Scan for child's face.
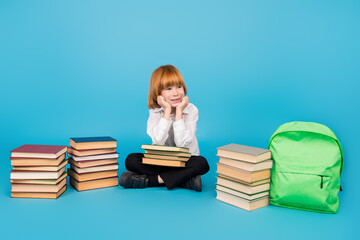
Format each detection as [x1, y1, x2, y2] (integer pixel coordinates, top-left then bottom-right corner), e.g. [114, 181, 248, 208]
[161, 85, 185, 107]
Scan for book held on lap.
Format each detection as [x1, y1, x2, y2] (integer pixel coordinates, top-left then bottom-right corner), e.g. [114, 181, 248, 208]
[141, 144, 189, 153]
[142, 158, 186, 167]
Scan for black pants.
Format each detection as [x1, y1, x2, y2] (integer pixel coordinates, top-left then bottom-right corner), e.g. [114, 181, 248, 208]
[125, 153, 210, 189]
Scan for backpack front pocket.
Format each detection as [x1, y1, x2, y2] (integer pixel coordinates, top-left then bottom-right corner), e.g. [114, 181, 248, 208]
[270, 171, 336, 212]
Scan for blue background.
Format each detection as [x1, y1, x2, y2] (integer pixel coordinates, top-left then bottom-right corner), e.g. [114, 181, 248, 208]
[0, 0, 359, 239]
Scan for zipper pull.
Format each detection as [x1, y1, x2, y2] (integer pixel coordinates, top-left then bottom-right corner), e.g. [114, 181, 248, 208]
[320, 176, 323, 189]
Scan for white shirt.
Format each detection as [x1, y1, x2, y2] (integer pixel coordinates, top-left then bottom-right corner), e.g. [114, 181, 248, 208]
[146, 103, 200, 156]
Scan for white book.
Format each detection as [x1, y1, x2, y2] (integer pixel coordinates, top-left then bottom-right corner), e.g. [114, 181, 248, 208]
[10, 167, 66, 180]
[216, 176, 270, 195]
[68, 153, 119, 161]
[216, 184, 269, 200]
[216, 190, 269, 211]
[71, 164, 118, 174]
[218, 157, 273, 172]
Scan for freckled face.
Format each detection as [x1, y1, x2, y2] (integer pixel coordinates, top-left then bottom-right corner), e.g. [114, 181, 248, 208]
[161, 86, 185, 107]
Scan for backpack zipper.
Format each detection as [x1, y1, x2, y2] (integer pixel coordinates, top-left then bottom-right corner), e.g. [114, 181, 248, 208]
[320, 175, 323, 189]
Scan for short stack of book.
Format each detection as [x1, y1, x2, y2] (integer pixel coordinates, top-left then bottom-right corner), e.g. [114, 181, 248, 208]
[215, 143, 273, 211]
[10, 145, 68, 199]
[67, 137, 119, 191]
[141, 144, 191, 167]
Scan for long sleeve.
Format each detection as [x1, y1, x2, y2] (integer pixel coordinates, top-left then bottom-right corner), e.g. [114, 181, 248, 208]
[173, 106, 198, 148]
[147, 110, 172, 145]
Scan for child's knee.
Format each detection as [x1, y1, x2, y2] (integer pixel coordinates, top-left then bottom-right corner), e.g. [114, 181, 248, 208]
[191, 156, 210, 175]
[125, 153, 143, 171]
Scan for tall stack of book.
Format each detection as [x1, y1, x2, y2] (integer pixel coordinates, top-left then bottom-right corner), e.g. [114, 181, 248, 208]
[215, 143, 273, 211]
[67, 137, 119, 191]
[10, 145, 68, 199]
[141, 144, 190, 167]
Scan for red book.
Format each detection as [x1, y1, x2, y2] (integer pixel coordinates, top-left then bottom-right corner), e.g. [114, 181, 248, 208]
[10, 145, 67, 159]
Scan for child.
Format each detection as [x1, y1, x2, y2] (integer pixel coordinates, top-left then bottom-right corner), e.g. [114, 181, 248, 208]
[119, 65, 209, 191]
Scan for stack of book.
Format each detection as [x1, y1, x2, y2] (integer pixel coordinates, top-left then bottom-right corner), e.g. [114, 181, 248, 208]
[10, 145, 68, 199]
[215, 143, 273, 211]
[67, 137, 119, 191]
[141, 144, 191, 167]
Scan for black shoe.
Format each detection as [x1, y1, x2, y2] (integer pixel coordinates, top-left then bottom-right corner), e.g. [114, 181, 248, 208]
[119, 171, 149, 188]
[181, 175, 202, 192]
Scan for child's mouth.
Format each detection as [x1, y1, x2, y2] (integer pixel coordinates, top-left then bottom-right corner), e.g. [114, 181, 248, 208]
[171, 98, 181, 103]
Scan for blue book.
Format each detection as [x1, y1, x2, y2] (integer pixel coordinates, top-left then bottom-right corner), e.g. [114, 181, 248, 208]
[70, 136, 117, 150]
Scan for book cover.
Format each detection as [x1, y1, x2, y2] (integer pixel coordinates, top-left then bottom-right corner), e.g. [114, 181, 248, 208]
[70, 136, 117, 143]
[68, 168, 118, 182]
[70, 177, 118, 191]
[10, 145, 67, 159]
[216, 163, 270, 183]
[71, 164, 119, 174]
[217, 143, 271, 163]
[141, 144, 189, 153]
[68, 153, 119, 161]
[11, 185, 67, 199]
[142, 158, 186, 167]
[216, 190, 269, 211]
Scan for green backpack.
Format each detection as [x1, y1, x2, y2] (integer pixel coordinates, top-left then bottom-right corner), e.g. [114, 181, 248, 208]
[268, 121, 343, 213]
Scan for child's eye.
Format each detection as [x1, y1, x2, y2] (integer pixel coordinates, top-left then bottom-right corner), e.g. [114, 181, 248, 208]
[177, 86, 182, 88]
[167, 87, 172, 90]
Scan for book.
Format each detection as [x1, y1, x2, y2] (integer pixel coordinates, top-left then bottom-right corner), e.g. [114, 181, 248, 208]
[142, 158, 186, 167]
[218, 174, 270, 187]
[10, 167, 66, 180]
[10, 154, 66, 166]
[144, 150, 191, 157]
[11, 178, 67, 193]
[144, 153, 190, 161]
[11, 185, 67, 199]
[10, 145, 67, 159]
[70, 177, 118, 191]
[68, 153, 119, 161]
[217, 143, 271, 163]
[141, 144, 189, 153]
[70, 137, 117, 150]
[67, 147, 116, 157]
[68, 168, 118, 182]
[218, 157, 273, 172]
[216, 175, 270, 195]
[71, 164, 118, 174]
[68, 158, 118, 168]
[216, 163, 270, 183]
[12, 160, 68, 172]
[216, 184, 269, 200]
[216, 190, 269, 211]
[10, 172, 68, 185]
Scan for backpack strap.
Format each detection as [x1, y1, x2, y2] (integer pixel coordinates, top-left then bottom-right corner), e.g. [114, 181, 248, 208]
[268, 121, 344, 175]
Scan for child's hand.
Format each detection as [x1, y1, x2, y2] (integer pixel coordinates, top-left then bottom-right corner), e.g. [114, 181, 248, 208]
[157, 95, 171, 112]
[176, 96, 189, 112]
